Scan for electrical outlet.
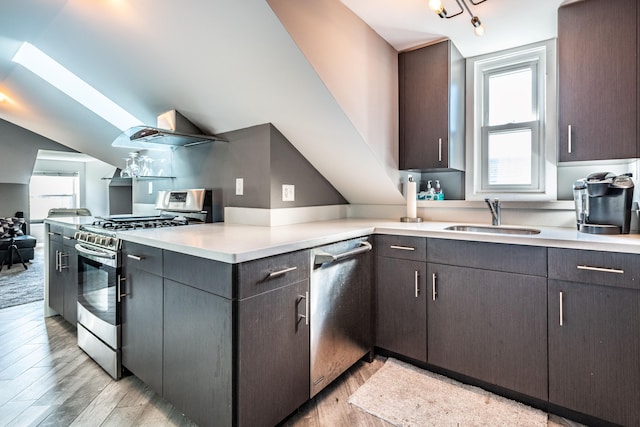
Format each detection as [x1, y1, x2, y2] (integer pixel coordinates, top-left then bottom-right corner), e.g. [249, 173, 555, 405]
[282, 184, 295, 201]
[235, 178, 243, 196]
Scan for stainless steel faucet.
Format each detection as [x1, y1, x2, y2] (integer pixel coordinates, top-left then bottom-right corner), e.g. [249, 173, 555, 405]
[484, 198, 501, 226]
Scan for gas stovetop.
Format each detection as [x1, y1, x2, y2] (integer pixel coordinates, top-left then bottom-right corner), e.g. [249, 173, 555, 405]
[90, 215, 189, 230]
[76, 215, 194, 251]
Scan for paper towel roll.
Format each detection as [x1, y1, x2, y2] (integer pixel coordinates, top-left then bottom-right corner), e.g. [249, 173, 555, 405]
[406, 176, 417, 218]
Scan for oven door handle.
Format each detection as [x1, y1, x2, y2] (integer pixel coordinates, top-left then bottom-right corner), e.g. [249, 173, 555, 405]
[75, 243, 116, 260]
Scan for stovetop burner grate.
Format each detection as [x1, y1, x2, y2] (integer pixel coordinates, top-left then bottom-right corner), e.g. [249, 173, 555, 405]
[91, 216, 189, 230]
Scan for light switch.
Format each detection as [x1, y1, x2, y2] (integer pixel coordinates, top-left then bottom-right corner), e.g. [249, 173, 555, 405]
[235, 178, 243, 196]
[282, 184, 295, 201]
[148, 181, 153, 195]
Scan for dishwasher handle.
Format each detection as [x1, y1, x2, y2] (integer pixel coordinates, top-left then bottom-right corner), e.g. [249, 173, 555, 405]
[314, 241, 372, 266]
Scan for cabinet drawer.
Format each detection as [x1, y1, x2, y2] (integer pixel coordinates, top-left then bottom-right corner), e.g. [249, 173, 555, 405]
[427, 238, 547, 276]
[375, 235, 426, 261]
[122, 241, 163, 275]
[164, 251, 233, 298]
[548, 248, 640, 289]
[237, 250, 310, 299]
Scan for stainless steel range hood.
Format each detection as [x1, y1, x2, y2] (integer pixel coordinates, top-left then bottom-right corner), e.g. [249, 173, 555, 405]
[112, 110, 226, 151]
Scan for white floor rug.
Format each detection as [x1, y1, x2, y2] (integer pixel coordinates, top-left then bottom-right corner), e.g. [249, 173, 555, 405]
[348, 358, 548, 427]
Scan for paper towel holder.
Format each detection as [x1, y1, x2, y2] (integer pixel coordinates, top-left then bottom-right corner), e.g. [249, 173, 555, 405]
[401, 174, 423, 222]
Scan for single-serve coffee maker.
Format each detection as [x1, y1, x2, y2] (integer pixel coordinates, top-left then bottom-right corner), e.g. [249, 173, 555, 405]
[573, 172, 634, 234]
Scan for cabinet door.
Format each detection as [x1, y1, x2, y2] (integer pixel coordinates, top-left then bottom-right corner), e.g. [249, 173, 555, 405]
[237, 280, 310, 427]
[62, 245, 78, 326]
[121, 267, 163, 396]
[163, 279, 233, 427]
[399, 41, 449, 170]
[558, 0, 637, 161]
[376, 256, 427, 362]
[548, 280, 640, 426]
[427, 264, 547, 400]
[48, 241, 64, 316]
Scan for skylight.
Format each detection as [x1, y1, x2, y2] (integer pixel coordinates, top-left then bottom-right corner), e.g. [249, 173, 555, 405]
[12, 42, 142, 131]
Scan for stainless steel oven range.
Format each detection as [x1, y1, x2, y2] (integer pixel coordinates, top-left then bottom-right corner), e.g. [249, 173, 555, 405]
[74, 188, 220, 379]
[75, 227, 123, 379]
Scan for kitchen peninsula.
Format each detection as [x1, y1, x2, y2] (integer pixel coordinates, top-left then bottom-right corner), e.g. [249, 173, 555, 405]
[45, 216, 640, 427]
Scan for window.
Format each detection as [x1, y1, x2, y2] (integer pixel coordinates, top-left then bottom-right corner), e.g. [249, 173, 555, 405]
[29, 172, 80, 221]
[466, 40, 557, 200]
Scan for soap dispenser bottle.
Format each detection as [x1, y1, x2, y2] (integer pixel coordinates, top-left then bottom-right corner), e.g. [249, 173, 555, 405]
[434, 180, 444, 200]
[426, 180, 434, 200]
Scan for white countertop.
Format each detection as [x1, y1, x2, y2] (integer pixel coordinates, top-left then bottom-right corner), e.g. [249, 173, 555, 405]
[106, 218, 640, 263]
[45, 216, 96, 228]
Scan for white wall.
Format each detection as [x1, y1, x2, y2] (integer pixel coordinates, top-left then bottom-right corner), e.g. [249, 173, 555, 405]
[267, 0, 404, 204]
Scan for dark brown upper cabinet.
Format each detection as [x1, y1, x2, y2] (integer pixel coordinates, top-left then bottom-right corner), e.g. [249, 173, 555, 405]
[558, 0, 637, 162]
[399, 40, 465, 171]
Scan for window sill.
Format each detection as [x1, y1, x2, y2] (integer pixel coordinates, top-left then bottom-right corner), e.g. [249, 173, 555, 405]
[416, 200, 574, 211]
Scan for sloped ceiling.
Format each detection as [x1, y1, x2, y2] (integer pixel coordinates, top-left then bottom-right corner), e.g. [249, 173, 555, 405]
[0, 0, 564, 205]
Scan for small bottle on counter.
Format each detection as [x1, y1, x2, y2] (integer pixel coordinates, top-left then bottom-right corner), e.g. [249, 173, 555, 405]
[434, 180, 444, 200]
[426, 180, 434, 200]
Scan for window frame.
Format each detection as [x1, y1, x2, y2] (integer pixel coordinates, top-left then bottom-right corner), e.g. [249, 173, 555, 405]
[481, 121, 540, 190]
[465, 39, 557, 201]
[29, 172, 80, 221]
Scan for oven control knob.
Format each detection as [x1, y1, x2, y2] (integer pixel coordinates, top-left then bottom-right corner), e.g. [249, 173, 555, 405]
[86, 234, 96, 243]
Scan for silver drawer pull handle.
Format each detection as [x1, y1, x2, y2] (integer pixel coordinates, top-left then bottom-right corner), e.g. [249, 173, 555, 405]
[567, 124, 572, 154]
[62, 235, 73, 240]
[432, 273, 437, 301]
[414, 271, 420, 298]
[268, 266, 297, 278]
[390, 245, 415, 251]
[127, 254, 143, 261]
[298, 292, 309, 326]
[117, 276, 127, 303]
[559, 291, 564, 326]
[577, 265, 624, 274]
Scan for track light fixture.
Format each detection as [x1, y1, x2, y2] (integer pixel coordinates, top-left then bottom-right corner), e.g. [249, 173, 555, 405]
[428, 0, 487, 36]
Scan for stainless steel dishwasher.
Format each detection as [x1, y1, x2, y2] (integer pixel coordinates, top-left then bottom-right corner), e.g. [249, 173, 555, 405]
[310, 236, 373, 397]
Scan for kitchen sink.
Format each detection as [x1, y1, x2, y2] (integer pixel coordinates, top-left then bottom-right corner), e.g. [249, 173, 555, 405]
[444, 225, 541, 235]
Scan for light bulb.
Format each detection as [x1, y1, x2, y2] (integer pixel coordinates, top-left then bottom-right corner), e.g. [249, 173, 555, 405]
[429, 0, 446, 16]
[428, 0, 443, 12]
[471, 16, 485, 36]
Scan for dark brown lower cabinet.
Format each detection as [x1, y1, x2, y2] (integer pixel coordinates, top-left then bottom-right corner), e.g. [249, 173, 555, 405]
[375, 256, 427, 362]
[427, 263, 548, 400]
[121, 267, 163, 396]
[48, 239, 64, 316]
[548, 280, 640, 426]
[48, 231, 78, 326]
[237, 280, 310, 427]
[163, 279, 233, 427]
[61, 243, 78, 326]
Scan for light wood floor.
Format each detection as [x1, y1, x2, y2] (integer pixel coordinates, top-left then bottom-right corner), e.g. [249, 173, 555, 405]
[0, 301, 584, 427]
